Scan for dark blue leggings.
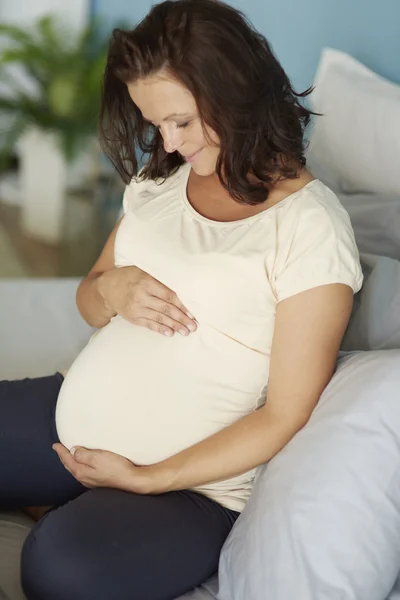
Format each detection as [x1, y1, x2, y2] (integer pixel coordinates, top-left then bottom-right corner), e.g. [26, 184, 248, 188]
[0, 374, 239, 600]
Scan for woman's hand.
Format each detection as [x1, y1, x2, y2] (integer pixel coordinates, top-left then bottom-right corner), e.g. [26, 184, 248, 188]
[97, 265, 197, 337]
[53, 443, 152, 494]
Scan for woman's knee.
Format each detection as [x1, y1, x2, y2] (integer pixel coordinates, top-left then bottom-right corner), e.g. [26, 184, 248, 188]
[21, 508, 97, 600]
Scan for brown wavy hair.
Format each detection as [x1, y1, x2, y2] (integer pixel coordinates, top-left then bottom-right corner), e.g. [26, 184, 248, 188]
[99, 0, 316, 205]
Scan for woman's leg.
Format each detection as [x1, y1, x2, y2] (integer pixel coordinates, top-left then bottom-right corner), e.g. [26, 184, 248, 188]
[0, 374, 86, 508]
[21, 487, 239, 600]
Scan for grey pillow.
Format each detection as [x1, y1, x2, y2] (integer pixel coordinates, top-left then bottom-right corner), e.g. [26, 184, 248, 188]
[0, 510, 34, 600]
[338, 192, 400, 262]
[328, 191, 400, 352]
[218, 350, 400, 600]
[342, 252, 400, 352]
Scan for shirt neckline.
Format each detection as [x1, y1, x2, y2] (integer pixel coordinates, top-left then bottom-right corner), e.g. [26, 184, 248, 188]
[179, 162, 320, 227]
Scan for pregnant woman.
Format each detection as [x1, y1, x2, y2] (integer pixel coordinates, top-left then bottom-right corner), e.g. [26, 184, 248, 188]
[0, 1, 363, 599]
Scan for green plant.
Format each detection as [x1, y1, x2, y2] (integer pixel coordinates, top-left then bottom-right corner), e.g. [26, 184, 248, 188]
[0, 15, 111, 168]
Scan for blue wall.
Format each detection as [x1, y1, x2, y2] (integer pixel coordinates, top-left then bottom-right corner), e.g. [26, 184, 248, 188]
[91, 0, 400, 91]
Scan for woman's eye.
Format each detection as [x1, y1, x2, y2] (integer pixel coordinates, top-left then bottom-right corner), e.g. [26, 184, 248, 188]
[177, 122, 190, 129]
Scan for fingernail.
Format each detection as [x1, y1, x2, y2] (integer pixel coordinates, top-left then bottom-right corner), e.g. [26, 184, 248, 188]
[164, 330, 173, 337]
[187, 323, 195, 332]
[179, 329, 188, 336]
[186, 311, 195, 319]
[70, 447, 76, 456]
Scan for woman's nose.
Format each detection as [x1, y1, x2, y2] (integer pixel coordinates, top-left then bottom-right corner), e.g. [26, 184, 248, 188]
[162, 126, 181, 154]
[163, 136, 178, 154]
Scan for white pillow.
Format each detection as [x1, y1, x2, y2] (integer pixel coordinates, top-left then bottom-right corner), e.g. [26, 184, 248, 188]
[218, 350, 400, 600]
[305, 48, 400, 195]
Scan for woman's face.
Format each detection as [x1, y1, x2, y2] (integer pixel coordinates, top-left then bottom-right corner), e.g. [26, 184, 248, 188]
[127, 72, 220, 176]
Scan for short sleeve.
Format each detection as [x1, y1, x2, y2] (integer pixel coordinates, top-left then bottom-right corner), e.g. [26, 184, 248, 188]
[122, 166, 147, 215]
[122, 183, 132, 215]
[272, 191, 364, 302]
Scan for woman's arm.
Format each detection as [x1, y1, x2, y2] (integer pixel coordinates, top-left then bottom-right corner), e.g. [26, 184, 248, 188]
[75, 217, 196, 334]
[140, 283, 353, 494]
[76, 218, 122, 328]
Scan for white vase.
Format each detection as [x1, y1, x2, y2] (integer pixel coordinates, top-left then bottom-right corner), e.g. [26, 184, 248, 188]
[18, 126, 67, 244]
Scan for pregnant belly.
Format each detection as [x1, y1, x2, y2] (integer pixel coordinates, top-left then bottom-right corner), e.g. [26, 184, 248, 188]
[55, 315, 267, 465]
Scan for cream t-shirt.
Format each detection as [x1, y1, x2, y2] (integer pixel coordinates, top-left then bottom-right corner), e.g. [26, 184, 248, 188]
[55, 162, 363, 512]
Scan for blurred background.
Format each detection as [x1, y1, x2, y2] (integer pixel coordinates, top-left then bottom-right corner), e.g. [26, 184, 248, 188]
[0, 0, 129, 278]
[0, 0, 399, 279]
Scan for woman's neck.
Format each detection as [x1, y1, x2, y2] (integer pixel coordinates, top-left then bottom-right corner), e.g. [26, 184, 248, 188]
[186, 167, 316, 222]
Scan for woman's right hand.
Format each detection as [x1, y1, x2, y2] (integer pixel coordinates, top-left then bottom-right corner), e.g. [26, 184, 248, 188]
[97, 266, 197, 337]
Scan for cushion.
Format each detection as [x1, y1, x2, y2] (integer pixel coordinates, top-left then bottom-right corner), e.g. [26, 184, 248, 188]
[305, 48, 400, 195]
[339, 192, 400, 262]
[0, 510, 34, 600]
[336, 190, 400, 352]
[0, 279, 93, 381]
[341, 253, 400, 352]
[218, 350, 400, 600]
[389, 577, 400, 600]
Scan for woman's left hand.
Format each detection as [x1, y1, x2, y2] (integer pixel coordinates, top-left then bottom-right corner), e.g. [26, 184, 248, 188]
[53, 443, 150, 494]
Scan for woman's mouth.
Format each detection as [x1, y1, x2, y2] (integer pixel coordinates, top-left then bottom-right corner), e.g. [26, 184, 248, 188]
[184, 149, 202, 163]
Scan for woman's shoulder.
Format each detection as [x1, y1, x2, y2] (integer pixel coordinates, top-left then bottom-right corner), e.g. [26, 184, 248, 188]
[277, 178, 353, 233]
[270, 179, 363, 299]
[273, 177, 362, 272]
[122, 163, 186, 215]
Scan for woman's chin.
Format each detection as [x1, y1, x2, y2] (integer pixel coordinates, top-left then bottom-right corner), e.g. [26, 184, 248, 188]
[190, 161, 217, 177]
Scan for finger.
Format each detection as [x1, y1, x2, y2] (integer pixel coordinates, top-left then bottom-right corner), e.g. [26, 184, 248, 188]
[53, 442, 68, 453]
[147, 297, 197, 333]
[71, 446, 96, 468]
[53, 443, 72, 463]
[55, 452, 70, 472]
[143, 308, 193, 336]
[55, 452, 91, 484]
[147, 281, 195, 319]
[134, 317, 175, 337]
[53, 444, 79, 476]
